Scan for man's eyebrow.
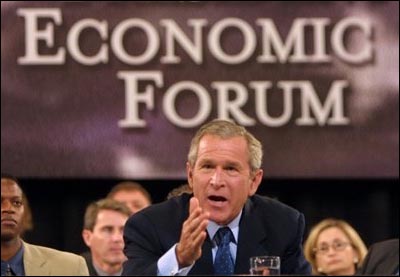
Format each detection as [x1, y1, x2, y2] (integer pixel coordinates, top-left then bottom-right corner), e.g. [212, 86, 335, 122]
[225, 161, 243, 169]
[100, 225, 115, 230]
[225, 161, 240, 166]
[197, 158, 214, 164]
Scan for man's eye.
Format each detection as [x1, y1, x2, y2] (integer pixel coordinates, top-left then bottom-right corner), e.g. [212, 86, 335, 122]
[102, 227, 113, 233]
[226, 166, 240, 174]
[13, 201, 23, 207]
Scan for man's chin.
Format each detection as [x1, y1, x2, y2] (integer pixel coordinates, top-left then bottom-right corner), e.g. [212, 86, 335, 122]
[106, 253, 126, 265]
[1, 232, 17, 242]
[105, 256, 125, 265]
[208, 213, 230, 226]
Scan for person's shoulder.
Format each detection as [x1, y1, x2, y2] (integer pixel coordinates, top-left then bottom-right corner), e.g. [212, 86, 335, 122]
[142, 193, 191, 215]
[127, 193, 191, 226]
[375, 238, 399, 247]
[251, 194, 301, 214]
[80, 250, 92, 263]
[370, 238, 399, 252]
[24, 242, 85, 263]
[359, 238, 399, 275]
[246, 195, 304, 225]
[245, 195, 305, 243]
[23, 242, 89, 275]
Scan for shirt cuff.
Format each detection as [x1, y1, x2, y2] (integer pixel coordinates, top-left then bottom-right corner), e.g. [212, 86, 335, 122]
[157, 243, 194, 276]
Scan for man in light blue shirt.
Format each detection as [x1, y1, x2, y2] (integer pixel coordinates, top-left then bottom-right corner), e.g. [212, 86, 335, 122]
[122, 120, 311, 275]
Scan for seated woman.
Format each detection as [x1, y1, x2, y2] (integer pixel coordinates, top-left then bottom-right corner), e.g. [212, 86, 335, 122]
[304, 218, 368, 275]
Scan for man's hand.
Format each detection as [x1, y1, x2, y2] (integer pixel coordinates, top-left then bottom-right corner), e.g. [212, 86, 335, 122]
[176, 197, 209, 268]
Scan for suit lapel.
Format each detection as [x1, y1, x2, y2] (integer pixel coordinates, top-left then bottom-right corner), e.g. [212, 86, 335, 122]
[23, 242, 50, 276]
[234, 199, 269, 274]
[189, 235, 214, 275]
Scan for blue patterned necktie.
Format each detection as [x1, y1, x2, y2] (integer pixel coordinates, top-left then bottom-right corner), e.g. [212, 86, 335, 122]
[6, 264, 14, 276]
[213, 227, 235, 275]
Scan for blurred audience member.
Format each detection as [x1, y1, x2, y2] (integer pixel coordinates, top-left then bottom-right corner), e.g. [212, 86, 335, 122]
[357, 238, 399, 275]
[82, 199, 131, 276]
[107, 182, 151, 214]
[304, 218, 367, 275]
[1, 175, 89, 276]
[166, 184, 192, 200]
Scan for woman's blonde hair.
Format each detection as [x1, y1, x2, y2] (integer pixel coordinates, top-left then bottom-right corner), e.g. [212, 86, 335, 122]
[303, 218, 368, 275]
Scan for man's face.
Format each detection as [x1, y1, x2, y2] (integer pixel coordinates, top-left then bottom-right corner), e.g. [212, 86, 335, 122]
[82, 210, 129, 268]
[111, 190, 150, 214]
[187, 135, 263, 225]
[1, 178, 25, 242]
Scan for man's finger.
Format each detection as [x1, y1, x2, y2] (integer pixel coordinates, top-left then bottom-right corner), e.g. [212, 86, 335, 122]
[189, 197, 199, 214]
[190, 218, 209, 242]
[191, 229, 208, 250]
[186, 212, 209, 234]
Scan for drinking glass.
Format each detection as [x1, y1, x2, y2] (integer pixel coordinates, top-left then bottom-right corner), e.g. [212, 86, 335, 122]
[249, 256, 280, 275]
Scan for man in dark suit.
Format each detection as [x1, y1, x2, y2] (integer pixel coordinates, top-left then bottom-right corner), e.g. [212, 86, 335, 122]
[81, 199, 131, 276]
[122, 120, 311, 275]
[358, 239, 399, 275]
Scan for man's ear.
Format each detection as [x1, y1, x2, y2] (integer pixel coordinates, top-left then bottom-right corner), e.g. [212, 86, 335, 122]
[82, 229, 93, 247]
[186, 162, 194, 189]
[248, 169, 263, 196]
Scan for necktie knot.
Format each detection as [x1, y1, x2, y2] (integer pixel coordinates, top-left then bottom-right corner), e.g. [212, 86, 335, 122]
[214, 227, 234, 247]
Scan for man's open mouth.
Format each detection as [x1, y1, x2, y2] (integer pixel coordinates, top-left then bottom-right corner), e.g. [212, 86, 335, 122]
[208, 195, 227, 202]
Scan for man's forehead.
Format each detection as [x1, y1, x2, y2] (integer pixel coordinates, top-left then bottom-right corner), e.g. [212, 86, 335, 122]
[96, 209, 129, 223]
[1, 178, 23, 196]
[198, 135, 248, 155]
[114, 189, 146, 199]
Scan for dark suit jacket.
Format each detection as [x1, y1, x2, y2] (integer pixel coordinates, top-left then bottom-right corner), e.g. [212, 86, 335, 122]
[122, 194, 311, 275]
[357, 239, 399, 275]
[81, 251, 98, 276]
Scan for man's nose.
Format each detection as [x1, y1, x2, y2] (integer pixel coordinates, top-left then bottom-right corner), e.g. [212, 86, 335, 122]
[210, 168, 224, 187]
[111, 230, 124, 242]
[1, 200, 16, 213]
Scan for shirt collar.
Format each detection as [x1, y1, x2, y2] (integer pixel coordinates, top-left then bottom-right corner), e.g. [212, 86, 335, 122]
[93, 261, 122, 276]
[2, 242, 25, 276]
[207, 209, 242, 245]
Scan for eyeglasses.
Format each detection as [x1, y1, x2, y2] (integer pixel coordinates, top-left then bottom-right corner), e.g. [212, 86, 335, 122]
[313, 241, 352, 255]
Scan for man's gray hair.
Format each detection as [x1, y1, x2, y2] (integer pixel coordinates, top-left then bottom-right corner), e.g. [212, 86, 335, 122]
[187, 120, 263, 172]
